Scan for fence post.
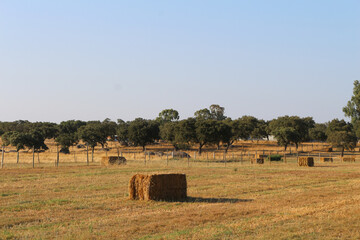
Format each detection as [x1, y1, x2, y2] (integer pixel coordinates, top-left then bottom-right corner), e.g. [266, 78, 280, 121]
[91, 149, 94, 162]
[86, 144, 89, 166]
[213, 151, 215, 160]
[269, 151, 271, 165]
[319, 152, 321, 163]
[194, 151, 196, 160]
[38, 152, 40, 163]
[17, 151, 19, 164]
[296, 152, 299, 164]
[32, 146, 35, 168]
[57, 146, 60, 167]
[166, 153, 169, 165]
[1, 146, 4, 168]
[74, 151, 76, 163]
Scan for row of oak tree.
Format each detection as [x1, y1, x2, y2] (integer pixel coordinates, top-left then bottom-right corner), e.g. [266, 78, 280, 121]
[1, 81, 360, 156]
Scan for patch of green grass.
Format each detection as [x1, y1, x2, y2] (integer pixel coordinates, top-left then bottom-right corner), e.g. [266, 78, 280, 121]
[139, 228, 192, 240]
[1, 230, 16, 240]
[1, 192, 19, 197]
[1, 199, 72, 212]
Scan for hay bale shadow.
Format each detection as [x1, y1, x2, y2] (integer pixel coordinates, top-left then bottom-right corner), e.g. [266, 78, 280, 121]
[182, 197, 253, 203]
[313, 166, 338, 168]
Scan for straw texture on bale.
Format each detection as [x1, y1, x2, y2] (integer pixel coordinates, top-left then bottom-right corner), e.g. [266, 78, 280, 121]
[342, 157, 355, 162]
[320, 157, 333, 163]
[298, 157, 314, 167]
[129, 174, 187, 201]
[101, 156, 127, 166]
[251, 158, 264, 164]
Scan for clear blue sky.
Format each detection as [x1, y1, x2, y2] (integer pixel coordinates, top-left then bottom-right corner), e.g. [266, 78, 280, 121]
[1, 0, 359, 123]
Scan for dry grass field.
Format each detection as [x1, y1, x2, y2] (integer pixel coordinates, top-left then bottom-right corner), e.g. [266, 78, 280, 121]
[2, 141, 360, 239]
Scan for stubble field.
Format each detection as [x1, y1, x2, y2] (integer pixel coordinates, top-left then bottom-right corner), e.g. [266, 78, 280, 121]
[2, 141, 360, 239]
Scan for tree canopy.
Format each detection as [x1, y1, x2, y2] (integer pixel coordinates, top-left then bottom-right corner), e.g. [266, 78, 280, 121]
[326, 119, 357, 156]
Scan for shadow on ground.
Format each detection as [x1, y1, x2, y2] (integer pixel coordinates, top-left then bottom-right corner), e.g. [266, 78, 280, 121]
[313, 166, 338, 168]
[183, 197, 253, 203]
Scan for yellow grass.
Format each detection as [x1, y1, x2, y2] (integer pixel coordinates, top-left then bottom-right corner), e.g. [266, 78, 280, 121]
[2, 140, 360, 239]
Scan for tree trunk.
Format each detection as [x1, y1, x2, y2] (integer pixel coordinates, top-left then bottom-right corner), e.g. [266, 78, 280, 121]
[198, 143, 204, 155]
[217, 143, 220, 150]
[172, 144, 179, 151]
[341, 147, 345, 157]
[284, 144, 287, 151]
[225, 144, 230, 153]
[225, 140, 234, 153]
[142, 145, 146, 151]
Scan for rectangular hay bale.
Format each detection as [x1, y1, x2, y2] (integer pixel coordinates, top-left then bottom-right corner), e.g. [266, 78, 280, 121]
[320, 157, 333, 163]
[129, 174, 187, 201]
[251, 158, 264, 164]
[342, 157, 355, 162]
[101, 156, 127, 166]
[298, 157, 314, 167]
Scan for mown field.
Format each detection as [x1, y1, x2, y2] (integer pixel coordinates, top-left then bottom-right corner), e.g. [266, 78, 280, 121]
[2, 141, 360, 239]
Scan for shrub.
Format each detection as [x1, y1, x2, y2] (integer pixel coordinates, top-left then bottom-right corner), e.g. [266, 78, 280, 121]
[268, 154, 282, 161]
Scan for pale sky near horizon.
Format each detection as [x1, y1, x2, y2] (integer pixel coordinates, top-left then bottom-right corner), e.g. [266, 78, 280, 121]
[0, 1, 359, 123]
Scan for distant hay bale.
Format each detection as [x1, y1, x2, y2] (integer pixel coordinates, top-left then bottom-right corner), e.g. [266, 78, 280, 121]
[251, 158, 264, 164]
[101, 156, 127, 166]
[129, 174, 187, 201]
[298, 157, 314, 167]
[172, 151, 191, 159]
[320, 157, 333, 163]
[342, 157, 355, 162]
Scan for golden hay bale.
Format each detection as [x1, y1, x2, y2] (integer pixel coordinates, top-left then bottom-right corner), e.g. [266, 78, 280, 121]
[298, 157, 314, 167]
[101, 156, 127, 166]
[251, 158, 264, 164]
[320, 157, 333, 163]
[342, 157, 355, 162]
[129, 174, 187, 201]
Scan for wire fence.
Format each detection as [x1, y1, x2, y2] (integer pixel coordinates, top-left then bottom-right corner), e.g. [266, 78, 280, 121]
[1, 146, 359, 169]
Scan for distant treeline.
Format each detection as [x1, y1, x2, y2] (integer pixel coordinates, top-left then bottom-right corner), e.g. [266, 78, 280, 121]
[0, 81, 359, 155]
